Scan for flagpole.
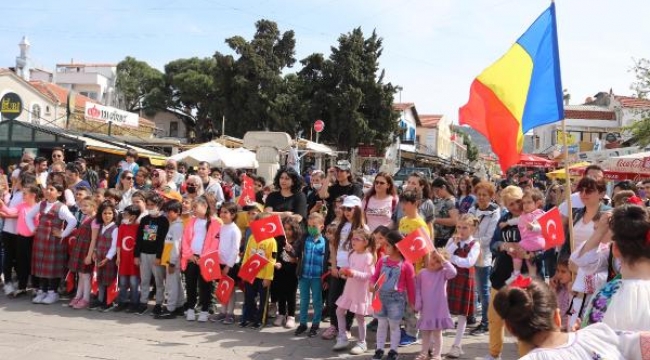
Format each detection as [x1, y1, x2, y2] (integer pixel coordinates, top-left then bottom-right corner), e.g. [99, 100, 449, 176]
[561, 119, 575, 253]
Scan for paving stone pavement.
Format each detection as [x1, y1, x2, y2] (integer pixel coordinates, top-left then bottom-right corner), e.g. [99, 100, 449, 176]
[0, 294, 519, 360]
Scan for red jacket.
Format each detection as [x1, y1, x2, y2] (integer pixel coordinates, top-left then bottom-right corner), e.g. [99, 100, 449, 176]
[181, 216, 221, 271]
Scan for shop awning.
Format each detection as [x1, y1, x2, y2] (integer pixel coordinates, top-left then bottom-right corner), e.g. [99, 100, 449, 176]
[298, 138, 336, 156]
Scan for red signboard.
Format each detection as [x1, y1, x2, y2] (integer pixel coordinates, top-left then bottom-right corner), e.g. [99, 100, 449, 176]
[357, 145, 377, 157]
[314, 119, 325, 133]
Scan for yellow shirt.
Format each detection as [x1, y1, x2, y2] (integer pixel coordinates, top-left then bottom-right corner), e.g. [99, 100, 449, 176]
[235, 211, 249, 234]
[242, 234, 277, 280]
[398, 215, 431, 272]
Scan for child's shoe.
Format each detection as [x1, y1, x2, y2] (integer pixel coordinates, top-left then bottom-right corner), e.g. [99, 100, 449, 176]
[294, 323, 308, 336]
[371, 349, 385, 360]
[284, 316, 296, 328]
[197, 311, 209, 322]
[73, 299, 89, 309]
[273, 314, 285, 327]
[222, 314, 236, 325]
[321, 325, 337, 340]
[42, 291, 60, 305]
[68, 297, 81, 307]
[307, 325, 320, 337]
[186, 309, 196, 321]
[134, 303, 148, 315]
[349, 342, 367, 355]
[386, 349, 400, 360]
[32, 290, 46, 304]
[209, 313, 227, 323]
[446, 345, 463, 359]
[332, 336, 349, 351]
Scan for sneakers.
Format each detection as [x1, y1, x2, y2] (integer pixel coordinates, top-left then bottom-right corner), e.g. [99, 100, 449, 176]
[197, 311, 209, 322]
[73, 299, 89, 310]
[41, 291, 60, 305]
[134, 303, 149, 315]
[250, 322, 262, 330]
[349, 342, 367, 355]
[295, 324, 308, 336]
[4, 283, 15, 295]
[268, 302, 277, 318]
[239, 321, 249, 328]
[100, 303, 114, 312]
[284, 316, 295, 328]
[155, 308, 176, 319]
[68, 297, 82, 307]
[32, 290, 47, 304]
[172, 307, 185, 317]
[209, 313, 227, 323]
[222, 314, 236, 325]
[333, 336, 350, 351]
[321, 325, 338, 340]
[467, 315, 477, 326]
[398, 329, 418, 347]
[89, 299, 103, 310]
[273, 314, 286, 327]
[470, 323, 489, 335]
[386, 349, 400, 360]
[152, 304, 163, 316]
[308, 325, 320, 337]
[372, 349, 385, 360]
[186, 309, 196, 321]
[126, 303, 139, 313]
[113, 303, 129, 312]
[446, 345, 464, 359]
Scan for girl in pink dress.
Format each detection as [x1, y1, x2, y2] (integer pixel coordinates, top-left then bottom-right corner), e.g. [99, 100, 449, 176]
[332, 229, 376, 355]
[505, 189, 545, 283]
[415, 249, 457, 360]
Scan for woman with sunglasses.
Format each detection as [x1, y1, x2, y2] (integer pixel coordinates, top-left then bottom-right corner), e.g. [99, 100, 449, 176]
[362, 172, 398, 233]
[560, 177, 610, 331]
[117, 170, 136, 212]
[134, 167, 152, 191]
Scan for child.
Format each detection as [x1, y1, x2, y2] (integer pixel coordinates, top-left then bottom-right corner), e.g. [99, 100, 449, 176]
[323, 195, 369, 340]
[240, 212, 277, 329]
[332, 229, 375, 354]
[130, 190, 148, 223]
[103, 188, 122, 209]
[445, 214, 480, 358]
[26, 183, 77, 304]
[552, 256, 572, 330]
[505, 189, 545, 283]
[134, 192, 169, 315]
[66, 197, 96, 309]
[414, 249, 457, 360]
[180, 195, 221, 322]
[181, 197, 193, 226]
[72, 186, 92, 225]
[91, 201, 119, 311]
[93, 188, 106, 206]
[156, 200, 185, 319]
[272, 216, 302, 328]
[365, 225, 392, 333]
[215, 202, 241, 325]
[493, 279, 648, 359]
[114, 205, 142, 312]
[295, 212, 327, 337]
[370, 231, 416, 360]
[0, 184, 40, 297]
[397, 189, 431, 346]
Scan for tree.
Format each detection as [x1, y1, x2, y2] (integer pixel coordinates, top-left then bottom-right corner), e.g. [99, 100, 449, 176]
[461, 132, 479, 162]
[623, 58, 650, 146]
[301, 28, 399, 153]
[213, 19, 296, 137]
[115, 56, 164, 112]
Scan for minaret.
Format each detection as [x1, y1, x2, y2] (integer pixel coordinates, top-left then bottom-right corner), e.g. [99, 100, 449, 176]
[15, 36, 31, 80]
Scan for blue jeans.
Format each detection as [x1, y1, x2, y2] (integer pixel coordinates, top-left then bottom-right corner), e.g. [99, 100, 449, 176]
[118, 275, 140, 305]
[475, 266, 491, 327]
[299, 277, 323, 326]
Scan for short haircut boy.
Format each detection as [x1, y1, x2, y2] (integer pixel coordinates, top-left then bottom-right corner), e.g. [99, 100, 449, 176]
[163, 200, 182, 214]
[399, 189, 422, 203]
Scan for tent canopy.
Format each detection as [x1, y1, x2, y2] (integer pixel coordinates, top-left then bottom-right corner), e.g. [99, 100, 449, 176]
[546, 161, 591, 180]
[170, 141, 258, 169]
[517, 154, 557, 168]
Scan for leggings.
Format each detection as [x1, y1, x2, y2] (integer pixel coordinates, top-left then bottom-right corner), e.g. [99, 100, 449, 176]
[328, 274, 354, 331]
[454, 315, 467, 347]
[37, 277, 61, 292]
[74, 272, 91, 302]
[376, 318, 401, 351]
[336, 307, 366, 343]
[274, 264, 298, 316]
[184, 262, 213, 312]
[421, 330, 443, 358]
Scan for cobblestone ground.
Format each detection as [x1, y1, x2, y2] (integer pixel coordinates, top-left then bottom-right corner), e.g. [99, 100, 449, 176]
[0, 292, 519, 360]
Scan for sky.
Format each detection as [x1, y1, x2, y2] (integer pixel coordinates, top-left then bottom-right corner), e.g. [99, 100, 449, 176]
[1, 0, 649, 122]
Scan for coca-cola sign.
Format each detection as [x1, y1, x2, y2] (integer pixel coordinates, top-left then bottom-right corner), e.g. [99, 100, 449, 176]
[84, 103, 138, 127]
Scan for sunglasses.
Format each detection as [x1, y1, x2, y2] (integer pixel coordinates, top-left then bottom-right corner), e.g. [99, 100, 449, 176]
[374, 181, 387, 185]
[152, 173, 159, 177]
[578, 188, 596, 195]
[123, 176, 133, 180]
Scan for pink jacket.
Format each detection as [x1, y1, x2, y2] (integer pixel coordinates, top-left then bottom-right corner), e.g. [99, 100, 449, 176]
[0, 201, 38, 237]
[180, 217, 221, 271]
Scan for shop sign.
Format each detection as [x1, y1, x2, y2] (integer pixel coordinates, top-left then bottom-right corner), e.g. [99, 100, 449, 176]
[0, 92, 23, 120]
[85, 103, 138, 127]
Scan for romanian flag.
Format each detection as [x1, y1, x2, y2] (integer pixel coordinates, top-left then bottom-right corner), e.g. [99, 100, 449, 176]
[459, 3, 564, 172]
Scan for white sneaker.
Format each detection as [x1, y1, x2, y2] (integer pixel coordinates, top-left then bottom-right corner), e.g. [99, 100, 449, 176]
[41, 291, 59, 305]
[349, 342, 367, 355]
[197, 311, 209, 322]
[333, 337, 350, 351]
[186, 309, 196, 321]
[3, 283, 15, 295]
[447, 345, 464, 358]
[32, 290, 47, 304]
[284, 316, 296, 329]
[273, 314, 286, 327]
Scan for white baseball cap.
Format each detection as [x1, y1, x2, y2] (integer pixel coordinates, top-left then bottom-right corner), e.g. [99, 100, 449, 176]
[341, 195, 362, 209]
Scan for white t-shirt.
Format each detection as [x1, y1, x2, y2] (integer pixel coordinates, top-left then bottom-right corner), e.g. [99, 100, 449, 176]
[571, 219, 595, 293]
[191, 218, 208, 255]
[363, 195, 395, 232]
[2, 191, 23, 234]
[219, 222, 242, 267]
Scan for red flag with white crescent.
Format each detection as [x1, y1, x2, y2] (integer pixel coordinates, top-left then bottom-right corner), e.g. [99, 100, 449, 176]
[65, 271, 75, 293]
[199, 251, 222, 282]
[106, 278, 119, 305]
[237, 174, 256, 206]
[538, 207, 565, 250]
[215, 275, 235, 305]
[250, 215, 284, 243]
[396, 227, 434, 264]
[238, 253, 270, 284]
[91, 271, 98, 295]
[371, 272, 387, 312]
[118, 224, 139, 276]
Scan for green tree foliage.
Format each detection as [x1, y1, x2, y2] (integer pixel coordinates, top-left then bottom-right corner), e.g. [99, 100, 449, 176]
[115, 56, 164, 112]
[623, 58, 650, 146]
[461, 132, 479, 162]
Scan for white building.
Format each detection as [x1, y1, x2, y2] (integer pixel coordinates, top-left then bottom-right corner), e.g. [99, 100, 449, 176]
[52, 62, 118, 107]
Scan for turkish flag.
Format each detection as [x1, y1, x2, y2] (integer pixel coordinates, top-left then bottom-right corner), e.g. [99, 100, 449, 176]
[91, 271, 98, 295]
[396, 227, 434, 264]
[238, 174, 256, 206]
[65, 271, 75, 293]
[215, 275, 235, 305]
[238, 253, 270, 284]
[199, 251, 222, 282]
[118, 224, 139, 276]
[538, 207, 565, 250]
[106, 278, 119, 305]
[371, 272, 387, 312]
[250, 215, 284, 243]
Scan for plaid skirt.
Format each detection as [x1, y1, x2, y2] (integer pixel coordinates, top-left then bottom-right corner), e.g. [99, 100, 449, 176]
[32, 233, 68, 279]
[68, 224, 94, 274]
[96, 260, 117, 286]
[447, 266, 475, 316]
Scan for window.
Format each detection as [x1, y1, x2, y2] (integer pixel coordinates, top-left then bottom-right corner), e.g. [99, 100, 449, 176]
[170, 121, 179, 137]
[31, 104, 41, 125]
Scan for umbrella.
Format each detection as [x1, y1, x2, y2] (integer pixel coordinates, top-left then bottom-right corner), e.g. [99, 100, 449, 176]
[517, 154, 557, 168]
[169, 141, 234, 167]
[215, 147, 259, 169]
[546, 162, 591, 180]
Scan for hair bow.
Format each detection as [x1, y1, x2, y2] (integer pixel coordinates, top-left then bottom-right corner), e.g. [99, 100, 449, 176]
[509, 274, 532, 289]
[626, 196, 644, 205]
